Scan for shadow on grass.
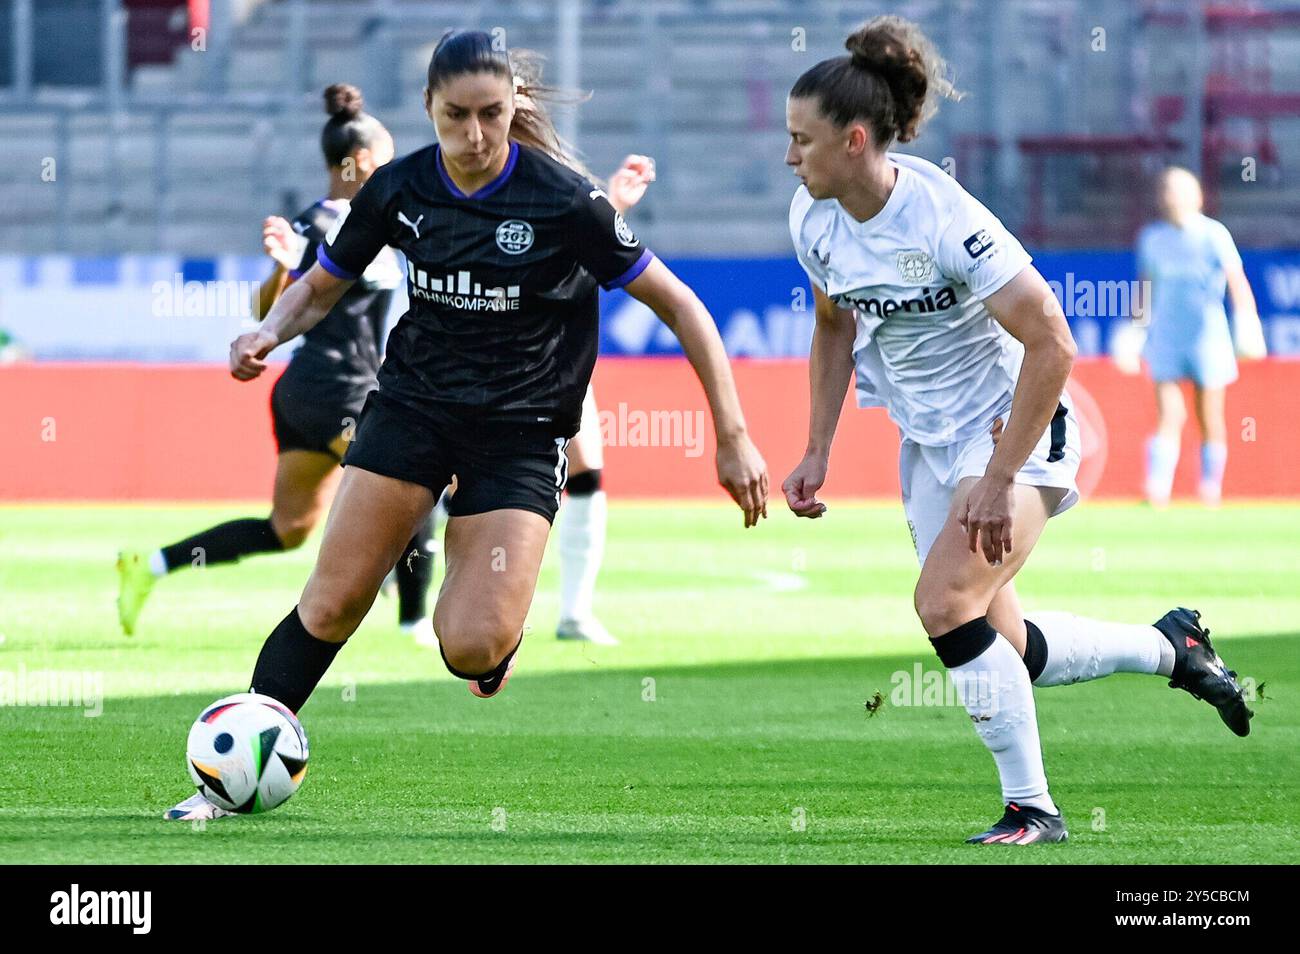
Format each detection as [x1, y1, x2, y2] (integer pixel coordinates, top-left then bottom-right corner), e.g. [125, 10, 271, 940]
[0, 634, 1293, 864]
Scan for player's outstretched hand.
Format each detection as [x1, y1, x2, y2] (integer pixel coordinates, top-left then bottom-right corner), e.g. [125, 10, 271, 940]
[262, 216, 304, 271]
[782, 453, 828, 518]
[717, 433, 768, 528]
[959, 474, 1015, 565]
[229, 329, 279, 381]
[607, 155, 656, 212]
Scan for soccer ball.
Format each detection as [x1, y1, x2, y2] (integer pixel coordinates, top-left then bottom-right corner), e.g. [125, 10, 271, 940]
[186, 693, 309, 814]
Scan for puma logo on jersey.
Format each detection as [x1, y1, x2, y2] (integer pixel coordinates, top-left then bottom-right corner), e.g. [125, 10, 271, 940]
[397, 211, 424, 239]
[838, 285, 958, 319]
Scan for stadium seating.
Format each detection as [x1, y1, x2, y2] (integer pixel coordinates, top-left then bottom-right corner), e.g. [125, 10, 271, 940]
[5, 0, 1300, 254]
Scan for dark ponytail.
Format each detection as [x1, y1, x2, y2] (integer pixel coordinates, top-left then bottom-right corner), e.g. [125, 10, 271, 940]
[320, 83, 384, 167]
[426, 29, 597, 182]
[791, 15, 958, 145]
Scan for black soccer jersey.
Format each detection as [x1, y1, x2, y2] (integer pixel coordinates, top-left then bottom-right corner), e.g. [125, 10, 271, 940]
[285, 198, 403, 392]
[317, 141, 653, 436]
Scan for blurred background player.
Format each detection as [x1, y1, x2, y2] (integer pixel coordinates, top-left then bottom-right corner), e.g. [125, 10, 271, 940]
[116, 84, 438, 642]
[556, 153, 655, 646]
[1135, 166, 1266, 508]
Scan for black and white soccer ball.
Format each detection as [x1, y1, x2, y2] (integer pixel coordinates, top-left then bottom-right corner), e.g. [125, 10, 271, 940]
[186, 693, 309, 814]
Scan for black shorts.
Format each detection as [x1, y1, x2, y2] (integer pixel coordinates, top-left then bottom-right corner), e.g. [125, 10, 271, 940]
[342, 390, 570, 523]
[270, 372, 368, 460]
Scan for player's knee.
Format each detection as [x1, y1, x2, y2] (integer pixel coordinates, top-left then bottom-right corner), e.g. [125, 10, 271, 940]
[1158, 403, 1187, 433]
[270, 514, 315, 550]
[913, 580, 980, 638]
[438, 638, 513, 676]
[299, 590, 369, 643]
[275, 525, 311, 550]
[439, 643, 499, 676]
[433, 615, 517, 674]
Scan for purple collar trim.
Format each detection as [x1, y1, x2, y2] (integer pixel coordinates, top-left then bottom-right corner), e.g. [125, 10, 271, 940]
[435, 142, 519, 200]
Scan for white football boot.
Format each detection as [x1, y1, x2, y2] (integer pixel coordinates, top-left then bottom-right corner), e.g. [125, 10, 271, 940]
[556, 616, 619, 646]
[163, 792, 231, 821]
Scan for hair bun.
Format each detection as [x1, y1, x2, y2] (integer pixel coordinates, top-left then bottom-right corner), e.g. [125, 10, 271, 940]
[323, 83, 364, 121]
[843, 16, 948, 144]
[846, 28, 917, 75]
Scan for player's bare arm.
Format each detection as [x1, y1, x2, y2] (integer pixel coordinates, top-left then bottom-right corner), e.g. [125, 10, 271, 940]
[1225, 263, 1266, 359]
[254, 216, 302, 319]
[784, 285, 855, 518]
[957, 267, 1076, 564]
[230, 264, 355, 381]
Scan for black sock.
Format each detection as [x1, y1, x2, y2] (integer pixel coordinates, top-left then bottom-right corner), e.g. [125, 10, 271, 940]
[250, 606, 343, 712]
[395, 516, 436, 624]
[160, 517, 283, 572]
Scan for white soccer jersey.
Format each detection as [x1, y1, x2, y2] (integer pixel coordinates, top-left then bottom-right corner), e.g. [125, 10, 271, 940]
[789, 153, 1035, 446]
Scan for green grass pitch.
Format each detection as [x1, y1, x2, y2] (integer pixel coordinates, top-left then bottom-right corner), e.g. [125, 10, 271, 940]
[0, 500, 1295, 864]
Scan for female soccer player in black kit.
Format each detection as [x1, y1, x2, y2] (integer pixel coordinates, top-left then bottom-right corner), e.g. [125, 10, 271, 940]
[117, 85, 440, 643]
[166, 32, 767, 819]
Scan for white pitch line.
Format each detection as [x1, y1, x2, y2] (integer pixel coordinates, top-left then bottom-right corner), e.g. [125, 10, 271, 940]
[750, 570, 808, 592]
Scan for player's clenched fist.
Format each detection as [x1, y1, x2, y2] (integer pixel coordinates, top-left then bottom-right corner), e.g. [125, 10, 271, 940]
[783, 453, 828, 518]
[230, 329, 279, 381]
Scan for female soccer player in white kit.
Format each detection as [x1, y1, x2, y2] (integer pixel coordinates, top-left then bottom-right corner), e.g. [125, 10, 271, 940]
[782, 16, 1253, 845]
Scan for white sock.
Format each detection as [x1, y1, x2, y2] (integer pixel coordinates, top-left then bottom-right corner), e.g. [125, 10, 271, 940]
[947, 633, 1057, 813]
[1145, 434, 1180, 503]
[1028, 611, 1172, 686]
[148, 549, 169, 577]
[559, 490, 606, 623]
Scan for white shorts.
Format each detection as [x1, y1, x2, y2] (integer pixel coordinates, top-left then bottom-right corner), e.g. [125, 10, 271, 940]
[899, 398, 1082, 565]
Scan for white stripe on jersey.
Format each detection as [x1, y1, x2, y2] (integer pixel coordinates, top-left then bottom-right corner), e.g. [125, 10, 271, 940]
[790, 153, 1037, 447]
